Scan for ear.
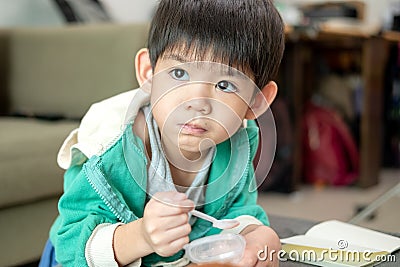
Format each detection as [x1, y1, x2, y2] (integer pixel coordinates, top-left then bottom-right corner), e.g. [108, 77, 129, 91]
[135, 48, 153, 91]
[245, 81, 278, 120]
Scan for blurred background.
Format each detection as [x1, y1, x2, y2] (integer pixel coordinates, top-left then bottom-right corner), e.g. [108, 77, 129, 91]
[0, 0, 399, 266]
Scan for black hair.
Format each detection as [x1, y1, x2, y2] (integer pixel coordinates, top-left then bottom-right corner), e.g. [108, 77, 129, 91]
[147, 0, 285, 89]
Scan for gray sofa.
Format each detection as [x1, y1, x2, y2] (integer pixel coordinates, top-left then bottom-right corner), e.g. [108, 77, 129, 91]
[0, 23, 148, 266]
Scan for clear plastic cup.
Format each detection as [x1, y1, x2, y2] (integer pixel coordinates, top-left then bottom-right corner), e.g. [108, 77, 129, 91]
[184, 233, 246, 264]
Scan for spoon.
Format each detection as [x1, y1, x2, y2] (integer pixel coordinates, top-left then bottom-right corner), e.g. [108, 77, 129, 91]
[190, 210, 240, 230]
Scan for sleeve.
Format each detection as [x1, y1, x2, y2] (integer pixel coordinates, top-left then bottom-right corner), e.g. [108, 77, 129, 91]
[221, 215, 263, 235]
[85, 223, 142, 267]
[51, 163, 120, 267]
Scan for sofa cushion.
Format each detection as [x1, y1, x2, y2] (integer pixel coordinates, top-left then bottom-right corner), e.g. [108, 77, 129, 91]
[7, 23, 148, 119]
[0, 198, 59, 266]
[0, 117, 78, 208]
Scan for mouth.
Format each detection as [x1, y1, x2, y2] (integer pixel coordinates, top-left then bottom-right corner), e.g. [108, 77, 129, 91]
[179, 122, 207, 135]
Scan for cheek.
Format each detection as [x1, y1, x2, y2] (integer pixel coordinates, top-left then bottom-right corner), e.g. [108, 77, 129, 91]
[229, 96, 251, 117]
[151, 98, 183, 139]
[214, 118, 241, 141]
[151, 91, 180, 120]
[212, 97, 249, 134]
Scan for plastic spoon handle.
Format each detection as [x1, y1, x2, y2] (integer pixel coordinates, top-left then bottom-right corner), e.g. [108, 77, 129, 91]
[190, 210, 217, 223]
[190, 210, 239, 229]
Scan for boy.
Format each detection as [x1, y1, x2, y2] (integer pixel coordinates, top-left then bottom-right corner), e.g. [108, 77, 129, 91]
[41, 0, 285, 266]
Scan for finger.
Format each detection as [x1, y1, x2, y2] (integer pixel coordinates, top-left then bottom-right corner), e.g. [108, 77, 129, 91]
[149, 223, 191, 251]
[143, 212, 189, 233]
[151, 192, 194, 211]
[257, 259, 275, 267]
[168, 235, 190, 252]
[157, 213, 190, 230]
[255, 252, 276, 267]
[254, 258, 266, 267]
[149, 201, 193, 218]
[164, 223, 192, 241]
[155, 234, 190, 257]
[152, 191, 187, 205]
[238, 249, 258, 267]
[163, 199, 194, 215]
[147, 195, 194, 215]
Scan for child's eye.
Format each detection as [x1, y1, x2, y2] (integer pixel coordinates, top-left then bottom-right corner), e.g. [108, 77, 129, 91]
[169, 68, 189, 81]
[215, 80, 237, 93]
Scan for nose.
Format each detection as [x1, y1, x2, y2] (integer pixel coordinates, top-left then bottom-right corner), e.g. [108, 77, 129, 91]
[185, 97, 212, 115]
[184, 83, 213, 115]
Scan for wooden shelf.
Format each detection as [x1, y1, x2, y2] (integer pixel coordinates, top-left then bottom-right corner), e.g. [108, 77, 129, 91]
[282, 31, 390, 188]
[383, 31, 400, 42]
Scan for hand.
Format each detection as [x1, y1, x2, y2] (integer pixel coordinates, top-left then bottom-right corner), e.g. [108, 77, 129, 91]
[141, 191, 194, 257]
[237, 225, 281, 267]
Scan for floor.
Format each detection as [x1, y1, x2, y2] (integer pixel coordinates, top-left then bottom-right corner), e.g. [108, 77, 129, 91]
[257, 168, 400, 233]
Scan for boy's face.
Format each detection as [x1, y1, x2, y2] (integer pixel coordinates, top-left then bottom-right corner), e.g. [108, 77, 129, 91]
[149, 52, 257, 159]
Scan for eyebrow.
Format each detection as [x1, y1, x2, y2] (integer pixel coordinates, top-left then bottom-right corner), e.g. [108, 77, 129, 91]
[162, 54, 188, 63]
[162, 53, 251, 81]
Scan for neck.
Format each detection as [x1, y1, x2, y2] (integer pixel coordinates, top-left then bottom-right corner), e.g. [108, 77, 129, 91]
[162, 137, 211, 187]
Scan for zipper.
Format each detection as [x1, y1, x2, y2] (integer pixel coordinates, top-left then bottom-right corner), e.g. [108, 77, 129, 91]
[83, 156, 136, 223]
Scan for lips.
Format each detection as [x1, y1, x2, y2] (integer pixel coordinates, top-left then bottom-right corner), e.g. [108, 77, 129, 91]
[180, 122, 207, 135]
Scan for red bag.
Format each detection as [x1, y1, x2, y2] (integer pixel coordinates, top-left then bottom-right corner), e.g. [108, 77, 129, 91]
[302, 102, 359, 186]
